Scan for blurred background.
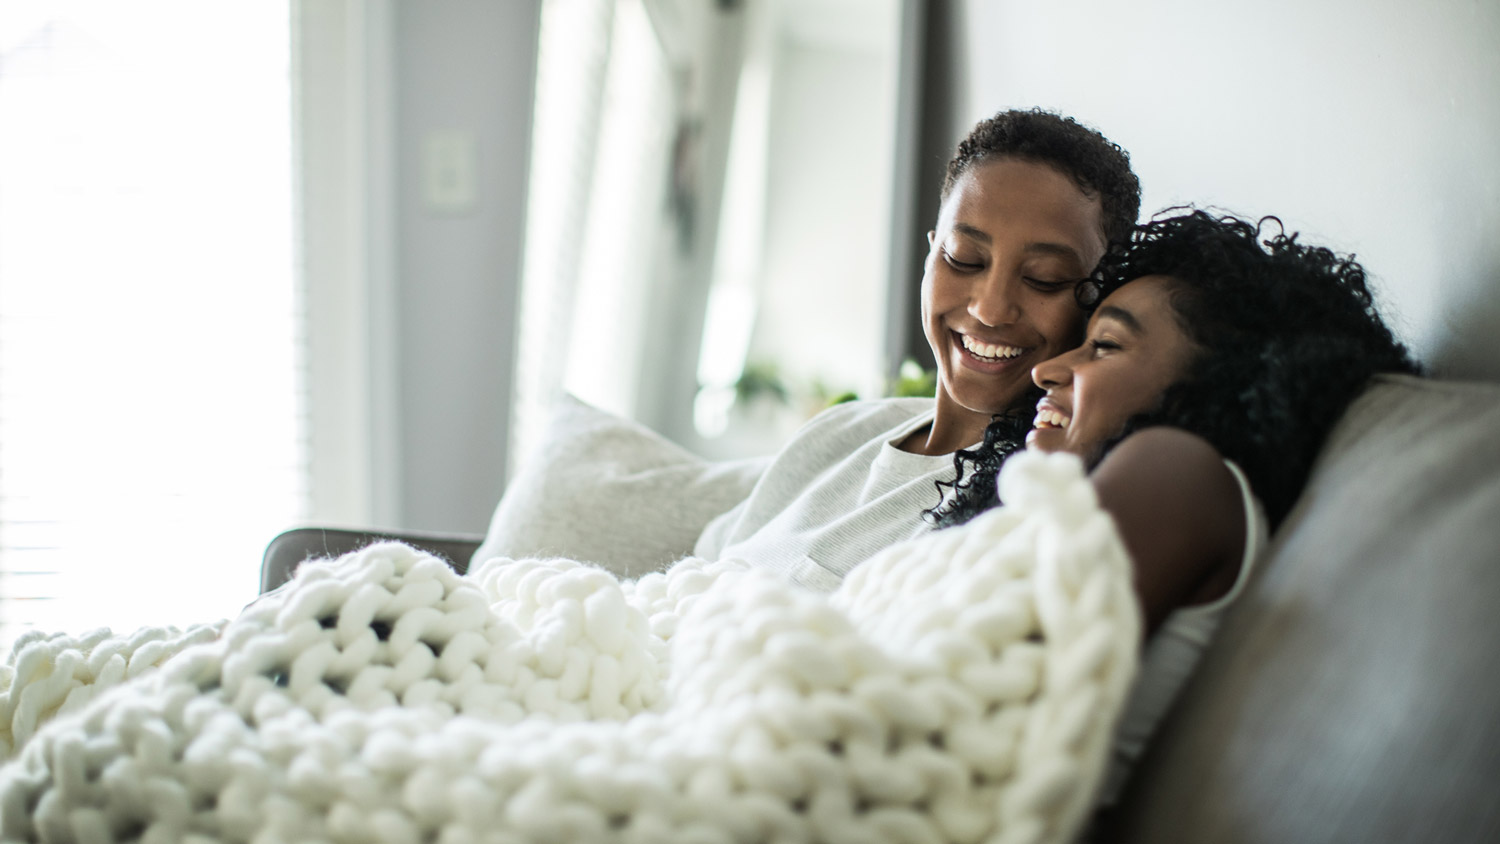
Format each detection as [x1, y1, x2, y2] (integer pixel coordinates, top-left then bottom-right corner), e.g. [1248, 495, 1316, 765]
[0, 0, 1495, 642]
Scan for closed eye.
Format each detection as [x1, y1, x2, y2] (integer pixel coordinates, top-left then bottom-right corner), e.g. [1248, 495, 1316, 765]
[1089, 338, 1121, 356]
[942, 249, 983, 271]
[1025, 277, 1075, 293]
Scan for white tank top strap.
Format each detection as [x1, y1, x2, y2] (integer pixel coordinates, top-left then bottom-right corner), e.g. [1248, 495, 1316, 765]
[1176, 458, 1267, 616]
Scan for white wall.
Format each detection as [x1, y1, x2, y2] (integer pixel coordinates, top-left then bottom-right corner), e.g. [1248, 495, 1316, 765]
[931, 0, 1500, 380]
[390, 0, 540, 531]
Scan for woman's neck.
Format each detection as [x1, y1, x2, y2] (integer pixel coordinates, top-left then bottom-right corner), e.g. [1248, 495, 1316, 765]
[897, 406, 990, 456]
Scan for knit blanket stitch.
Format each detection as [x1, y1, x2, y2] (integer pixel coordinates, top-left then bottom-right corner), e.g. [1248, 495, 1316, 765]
[0, 451, 1140, 844]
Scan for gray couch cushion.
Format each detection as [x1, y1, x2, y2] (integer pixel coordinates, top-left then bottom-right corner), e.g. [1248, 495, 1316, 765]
[1103, 374, 1500, 842]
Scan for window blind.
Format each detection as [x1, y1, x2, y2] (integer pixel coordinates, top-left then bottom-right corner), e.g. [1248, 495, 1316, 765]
[0, 1, 305, 649]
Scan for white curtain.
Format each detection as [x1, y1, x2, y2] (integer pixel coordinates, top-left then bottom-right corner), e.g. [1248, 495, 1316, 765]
[510, 0, 687, 470]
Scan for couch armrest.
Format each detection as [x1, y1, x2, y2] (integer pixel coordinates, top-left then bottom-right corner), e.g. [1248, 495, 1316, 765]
[261, 527, 485, 594]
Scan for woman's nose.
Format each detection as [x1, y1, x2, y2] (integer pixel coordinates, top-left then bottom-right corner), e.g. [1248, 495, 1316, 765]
[968, 271, 1021, 326]
[1032, 351, 1073, 389]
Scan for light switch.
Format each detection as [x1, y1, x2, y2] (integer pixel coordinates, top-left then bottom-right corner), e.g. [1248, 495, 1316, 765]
[422, 130, 478, 213]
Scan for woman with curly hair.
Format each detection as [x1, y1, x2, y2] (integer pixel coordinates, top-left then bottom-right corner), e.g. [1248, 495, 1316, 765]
[930, 208, 1419, 804]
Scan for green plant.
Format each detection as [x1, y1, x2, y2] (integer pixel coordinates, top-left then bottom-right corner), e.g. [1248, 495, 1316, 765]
[891, 358, 937, 398]
[734, 360, 790, 405]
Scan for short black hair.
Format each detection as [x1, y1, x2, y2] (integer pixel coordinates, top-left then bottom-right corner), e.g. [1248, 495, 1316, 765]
[944, 108, 1141, 246]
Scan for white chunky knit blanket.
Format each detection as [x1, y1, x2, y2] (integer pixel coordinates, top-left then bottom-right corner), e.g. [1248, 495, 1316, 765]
[0, 452, 1140, 844]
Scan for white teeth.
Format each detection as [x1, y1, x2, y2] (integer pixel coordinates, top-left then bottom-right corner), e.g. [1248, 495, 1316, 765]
[960, 334, 1023, 360]
[1033, 409, 1070, 429]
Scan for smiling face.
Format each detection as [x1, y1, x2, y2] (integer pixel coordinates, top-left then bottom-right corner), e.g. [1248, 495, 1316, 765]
[919, 157, 1108, 454]
[1026, 275, 1202, 461]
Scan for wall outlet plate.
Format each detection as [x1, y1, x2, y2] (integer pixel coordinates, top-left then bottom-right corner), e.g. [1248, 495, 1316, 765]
[422, 129, 478, 213]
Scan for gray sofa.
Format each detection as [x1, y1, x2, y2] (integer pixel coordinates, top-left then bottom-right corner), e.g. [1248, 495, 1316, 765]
[1098, 373, 1500, 842]
[263, 374, 1500, 842]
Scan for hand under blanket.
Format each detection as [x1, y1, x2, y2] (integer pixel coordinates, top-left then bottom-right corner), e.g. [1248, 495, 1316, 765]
[0, 451, 1140, 844]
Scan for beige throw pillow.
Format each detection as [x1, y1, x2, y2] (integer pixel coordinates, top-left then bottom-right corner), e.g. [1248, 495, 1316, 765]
[471, 395, 769, 578]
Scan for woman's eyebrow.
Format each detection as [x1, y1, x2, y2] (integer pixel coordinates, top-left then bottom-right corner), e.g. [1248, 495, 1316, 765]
[1094, 304, 1144, 334]
[951, 222, 991, 244]
[1023, 241, 1085, 263]
[950, 222, 1084, 264]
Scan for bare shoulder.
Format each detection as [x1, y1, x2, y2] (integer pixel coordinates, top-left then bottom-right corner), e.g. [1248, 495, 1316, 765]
[1092, 427, 1231, 493]
[1089, 427, 1246, 634]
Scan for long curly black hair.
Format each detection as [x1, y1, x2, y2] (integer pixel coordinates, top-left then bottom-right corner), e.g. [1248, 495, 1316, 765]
[944, 108, 1142, 246]
[926, 209, 1420, 530]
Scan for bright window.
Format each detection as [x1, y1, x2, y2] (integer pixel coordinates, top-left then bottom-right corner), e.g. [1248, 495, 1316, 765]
[0, 1, 304, 647]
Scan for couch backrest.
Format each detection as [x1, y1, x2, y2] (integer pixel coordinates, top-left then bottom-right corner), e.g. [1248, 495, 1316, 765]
[1102, 374, 1500, 843]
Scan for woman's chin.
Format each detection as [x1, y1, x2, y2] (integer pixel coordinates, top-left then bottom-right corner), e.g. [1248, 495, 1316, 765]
[1026, 426, 1065, 451]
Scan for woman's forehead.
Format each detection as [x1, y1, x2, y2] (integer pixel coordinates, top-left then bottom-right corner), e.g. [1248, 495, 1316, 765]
[940, 158, 1107, 264]
[1091, 275, 1181, 329]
